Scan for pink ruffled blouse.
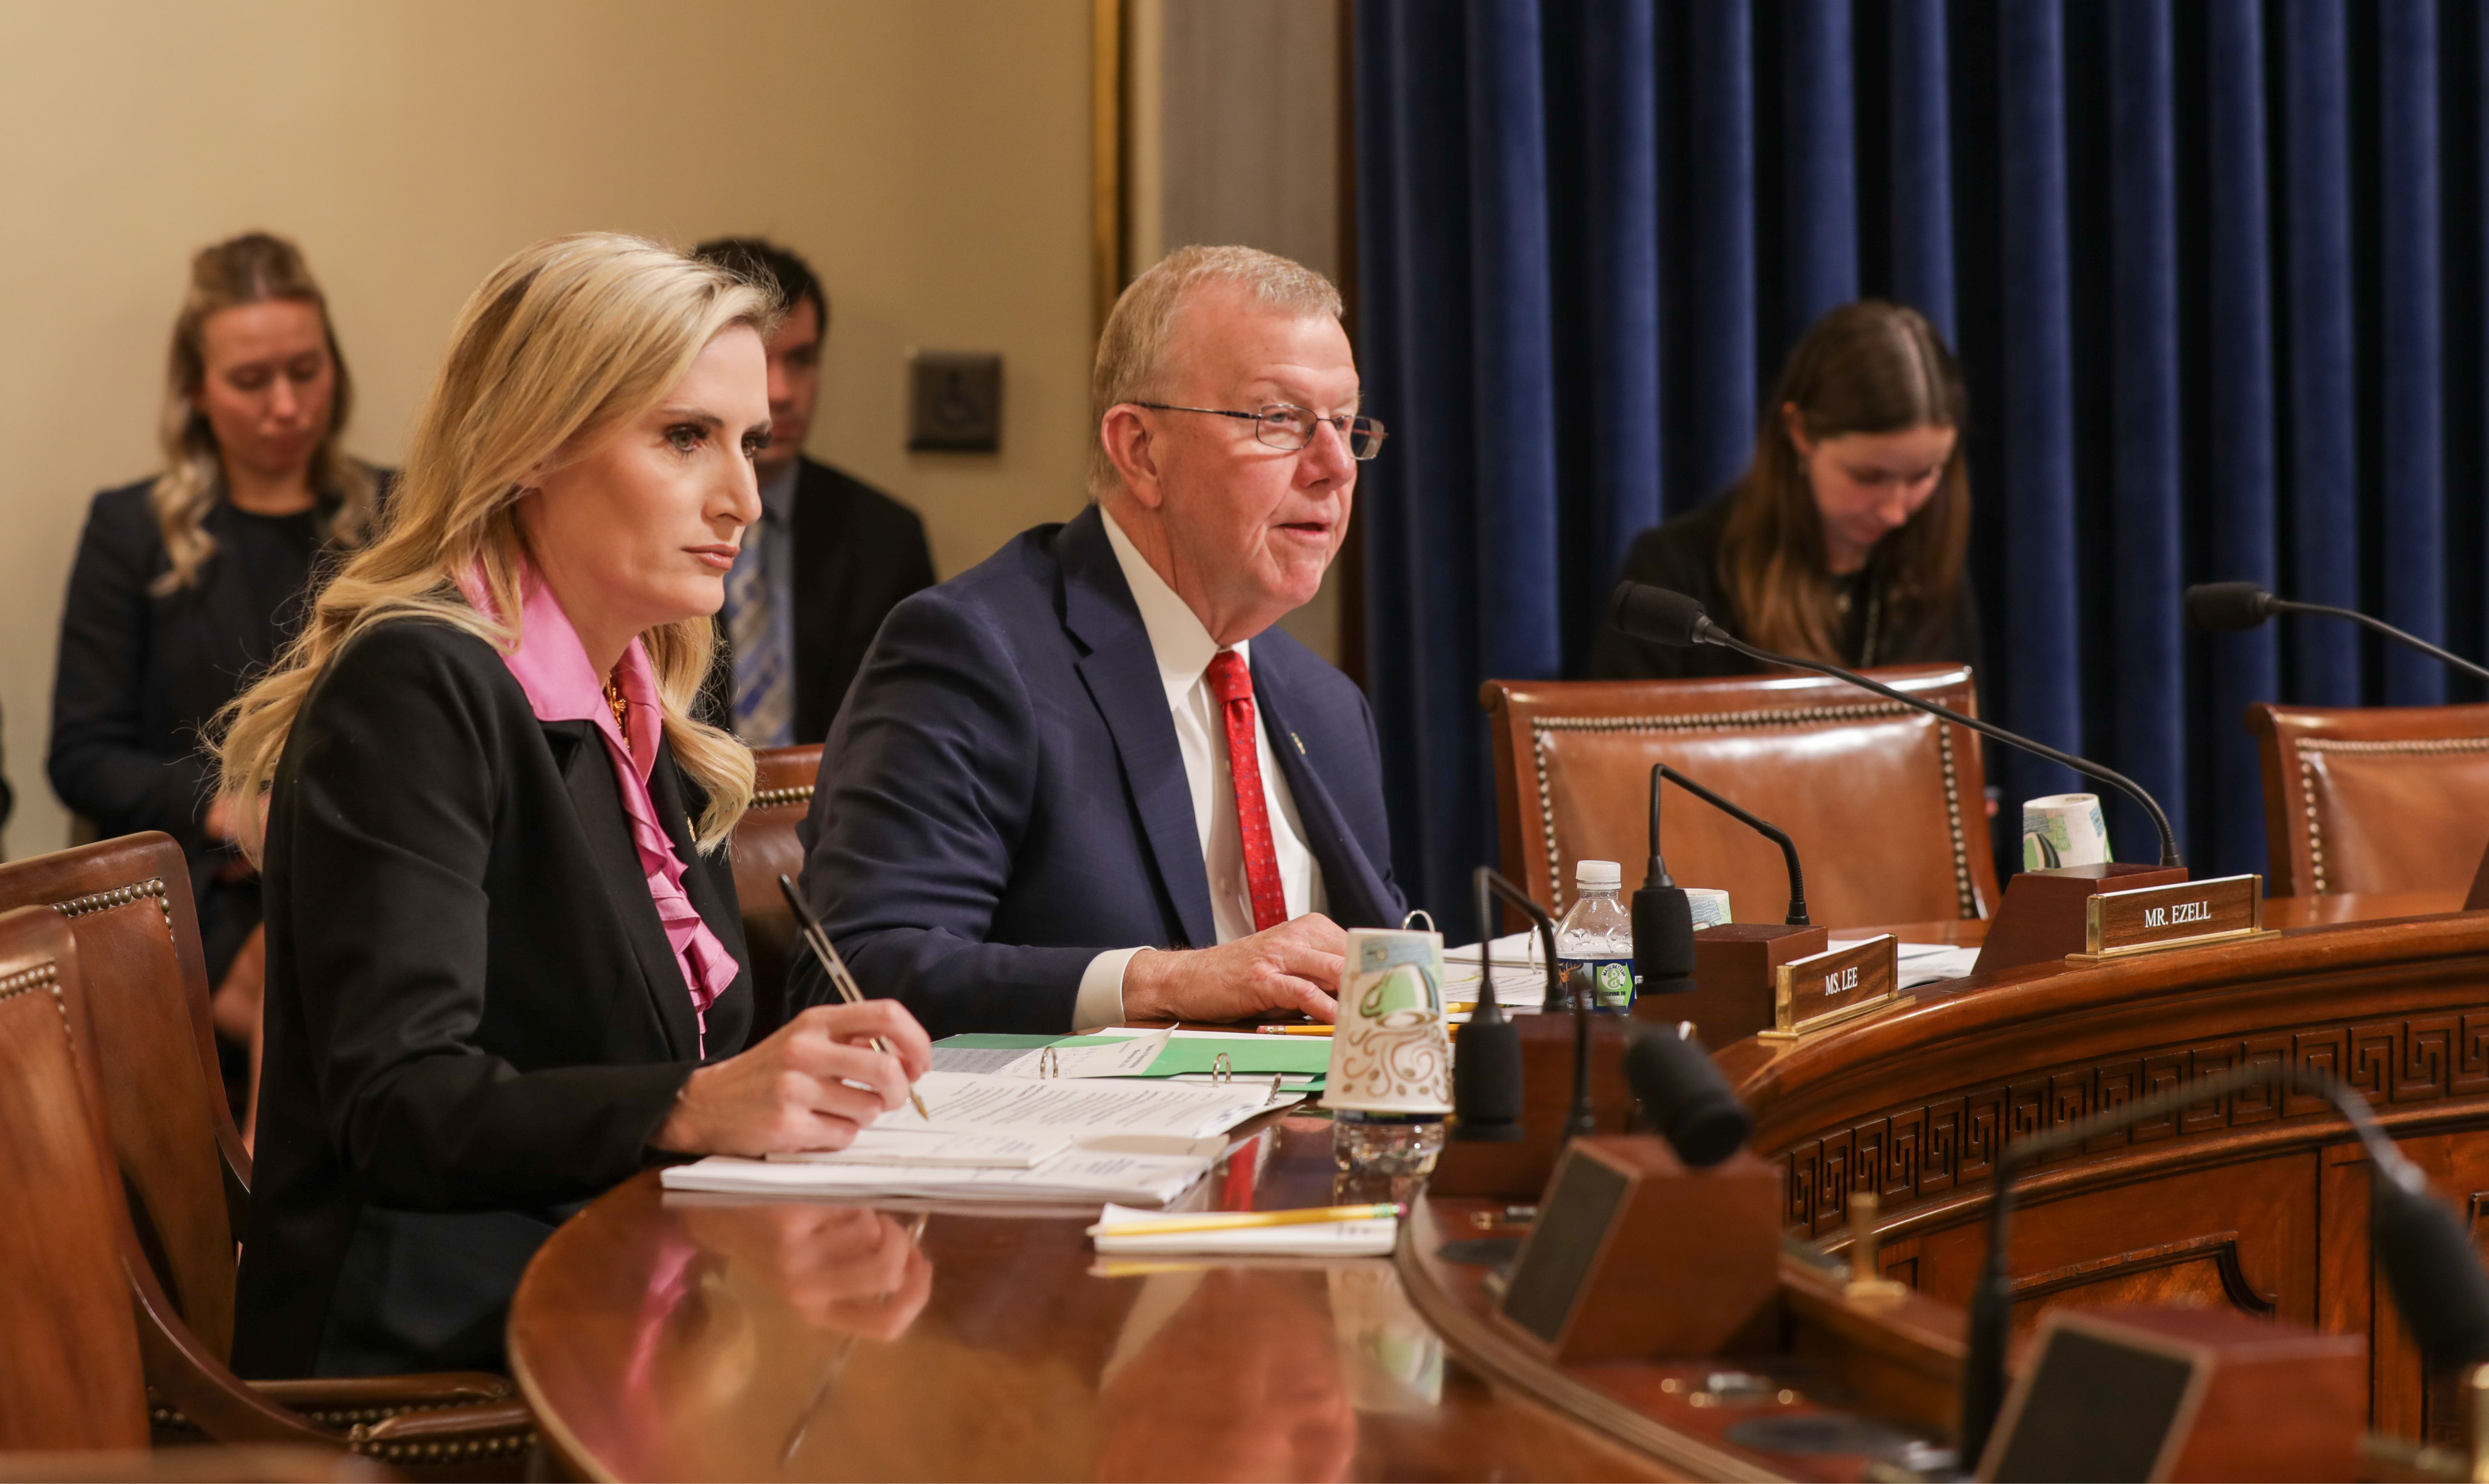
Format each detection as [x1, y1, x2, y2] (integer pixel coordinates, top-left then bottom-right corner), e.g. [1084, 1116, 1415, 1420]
[463, 561, 739, 1057]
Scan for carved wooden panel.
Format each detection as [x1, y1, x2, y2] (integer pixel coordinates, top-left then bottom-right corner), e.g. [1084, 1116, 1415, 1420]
[1892, 1152, 2319, 1338]
[1775, 1013, 2489, 1236]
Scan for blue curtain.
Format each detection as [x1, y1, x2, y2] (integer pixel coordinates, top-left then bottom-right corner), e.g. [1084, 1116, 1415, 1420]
[1357, 0, 2489, 921]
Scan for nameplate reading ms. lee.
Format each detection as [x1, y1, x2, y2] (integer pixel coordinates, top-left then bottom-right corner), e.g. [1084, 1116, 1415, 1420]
[1763, 934, 1902, 1040]
[2079, 874, 2270, 960]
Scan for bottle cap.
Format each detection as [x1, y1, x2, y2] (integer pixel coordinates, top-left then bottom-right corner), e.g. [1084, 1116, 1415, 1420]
[1574, 859, 1622, 890]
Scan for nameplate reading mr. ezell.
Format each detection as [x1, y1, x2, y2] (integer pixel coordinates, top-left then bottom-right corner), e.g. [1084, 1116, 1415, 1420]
[1768, 934, 1901, 1038]
[2082, 874, 2266, 959]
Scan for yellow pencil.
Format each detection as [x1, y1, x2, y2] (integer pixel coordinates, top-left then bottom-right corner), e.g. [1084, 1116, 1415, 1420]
[1096, 1203, 1402, 1237]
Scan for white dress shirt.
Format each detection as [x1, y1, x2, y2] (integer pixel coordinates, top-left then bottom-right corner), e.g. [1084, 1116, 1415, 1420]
[1069, 510, 1328, 1030]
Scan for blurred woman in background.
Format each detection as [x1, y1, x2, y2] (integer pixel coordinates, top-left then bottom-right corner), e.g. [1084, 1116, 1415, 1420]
[1591, 299, 1978, 681]
[48, 231, 381, 1136]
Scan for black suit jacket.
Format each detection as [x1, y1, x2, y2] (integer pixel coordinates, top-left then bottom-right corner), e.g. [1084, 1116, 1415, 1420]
[234, 618, 753, 1379]
[701, 456, 937, 742]
[796, 504, 1404, 1037]
[1587, 492, 1985, 682]
[49, 477, 380, 973]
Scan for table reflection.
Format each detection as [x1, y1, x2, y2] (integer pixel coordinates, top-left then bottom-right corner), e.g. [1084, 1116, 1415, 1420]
[674, 1201, 935, 1339]
[1096, 1270, 1358, 1482]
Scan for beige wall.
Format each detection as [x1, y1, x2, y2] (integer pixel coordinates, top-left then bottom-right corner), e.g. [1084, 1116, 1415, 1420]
[0, 0, 1099, 859]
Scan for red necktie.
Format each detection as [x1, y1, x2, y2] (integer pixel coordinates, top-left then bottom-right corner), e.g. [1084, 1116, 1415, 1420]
[1205, 650, 1290, 934]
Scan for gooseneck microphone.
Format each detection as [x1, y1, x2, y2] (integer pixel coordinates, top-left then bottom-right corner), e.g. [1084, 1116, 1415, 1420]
[1622, 1021, 1752, 1168]
[1956, 1060, 2489, 1471]
[2184, 580, 2489, 684]
[1654, 762, 1810, 926]
[1454, 869, 1526, 1143]
[1476, 867, 1596, 1141]
[1632, 766, 1698, 998]
[1609, 582, 2184, 869]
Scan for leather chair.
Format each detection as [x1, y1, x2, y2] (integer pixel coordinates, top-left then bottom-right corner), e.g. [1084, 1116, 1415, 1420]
[2247, 701, 2489, 896]
[1481, 665, 1999, 928]
[0, 1449, 388, 1482]
[731, 743, 825, 1036]
[0, 906, 151, 1450]
[0, 835, 533, 1477]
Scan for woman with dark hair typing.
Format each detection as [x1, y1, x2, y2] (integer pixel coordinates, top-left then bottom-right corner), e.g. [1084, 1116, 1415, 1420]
[1591, 300, 1979, 680]
[214, 234, 928, 1378]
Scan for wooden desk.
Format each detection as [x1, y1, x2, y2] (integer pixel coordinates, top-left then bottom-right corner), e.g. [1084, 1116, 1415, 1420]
[507, 890, 2479, 1479]
[507, 1117, 1676, 1482]
[1729, 896, 2489, 1451]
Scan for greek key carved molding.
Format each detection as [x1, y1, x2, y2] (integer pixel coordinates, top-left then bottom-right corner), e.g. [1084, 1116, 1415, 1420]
[1776, 1012, 2489, 1236]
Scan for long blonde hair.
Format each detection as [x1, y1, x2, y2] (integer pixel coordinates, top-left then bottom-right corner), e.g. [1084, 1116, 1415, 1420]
[153, 231, 375, 595]
[217, 233, 776, 863]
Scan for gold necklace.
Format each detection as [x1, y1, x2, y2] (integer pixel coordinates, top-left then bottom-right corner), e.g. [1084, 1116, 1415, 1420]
[602, 671, 631, 745]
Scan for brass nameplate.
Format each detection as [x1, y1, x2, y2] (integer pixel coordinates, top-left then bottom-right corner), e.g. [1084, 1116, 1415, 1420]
[2074, 874, 2273, 962]
[1760, 935, 1904, 1041]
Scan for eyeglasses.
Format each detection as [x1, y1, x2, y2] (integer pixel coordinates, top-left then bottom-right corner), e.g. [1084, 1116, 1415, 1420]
[1133, 402, 1388, 460]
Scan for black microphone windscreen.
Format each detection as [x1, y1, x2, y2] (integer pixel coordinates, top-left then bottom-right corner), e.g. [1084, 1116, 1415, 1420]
[2183, 581, 2275, 633]
[1632, 885, 1695, 993]
[1451, 1017, 1525, 1142]
[1624, 1025, 1752, 1168]
[2373, 1165, 2489, 1368]
[1609, 583, 1711, 648]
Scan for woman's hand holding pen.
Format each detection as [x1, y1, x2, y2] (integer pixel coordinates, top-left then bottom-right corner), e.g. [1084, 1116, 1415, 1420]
[651, 999, 933, 1157]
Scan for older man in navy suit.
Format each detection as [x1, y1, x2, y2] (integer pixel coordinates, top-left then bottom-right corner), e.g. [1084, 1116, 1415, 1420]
[795, 245, 1399, 1035]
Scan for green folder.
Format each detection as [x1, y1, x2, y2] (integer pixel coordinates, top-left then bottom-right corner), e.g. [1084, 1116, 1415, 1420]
[934, 1032, 1331, 1085]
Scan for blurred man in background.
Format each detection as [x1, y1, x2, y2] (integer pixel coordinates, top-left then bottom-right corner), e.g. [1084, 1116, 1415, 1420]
[693, 236, 935, 743]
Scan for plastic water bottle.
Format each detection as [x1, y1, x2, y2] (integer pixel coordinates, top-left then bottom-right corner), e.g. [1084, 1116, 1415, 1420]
[1556, 859, 1637, 1011]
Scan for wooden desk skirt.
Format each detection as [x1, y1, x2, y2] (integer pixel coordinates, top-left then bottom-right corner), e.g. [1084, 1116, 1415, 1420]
[1733, 893, 2489, 1451]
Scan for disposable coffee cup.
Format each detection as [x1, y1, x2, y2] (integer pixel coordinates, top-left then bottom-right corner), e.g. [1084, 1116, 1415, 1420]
[2023, 793, 2112, 870]
[1323, 925, 1453, 1116]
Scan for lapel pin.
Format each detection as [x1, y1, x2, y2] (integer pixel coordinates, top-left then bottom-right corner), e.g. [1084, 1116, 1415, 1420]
[1292, 731, 1307, 756]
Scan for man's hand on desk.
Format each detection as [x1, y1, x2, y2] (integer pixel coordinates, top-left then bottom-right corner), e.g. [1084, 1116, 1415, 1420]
[1122, 913, 1345, 1024]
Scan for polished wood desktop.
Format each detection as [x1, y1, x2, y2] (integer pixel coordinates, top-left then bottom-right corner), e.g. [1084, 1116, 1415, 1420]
[508, 1118, 1674, 1483]
[505, 889, 2483, 1480]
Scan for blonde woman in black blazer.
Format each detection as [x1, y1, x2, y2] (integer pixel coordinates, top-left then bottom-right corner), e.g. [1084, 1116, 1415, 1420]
[215, 234, 930, 1379]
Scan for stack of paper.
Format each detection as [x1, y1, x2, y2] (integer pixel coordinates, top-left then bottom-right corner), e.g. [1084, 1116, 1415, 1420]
[1829, 939, 1982, 989]
[1087, 1203, 1399, 1258]
[1443, 934, 1556, 1013]
[667, 1149, 1212, 1205]
[659, 1068, 1297, 1208]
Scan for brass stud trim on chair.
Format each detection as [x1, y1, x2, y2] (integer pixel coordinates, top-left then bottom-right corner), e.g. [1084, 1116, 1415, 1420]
[0, 959, 75, 1053]
[50, 877, 176, 940]
[2293, 736, 2489, 895]
[1529, 702, 1978, 917]
[345, 1425, 538, 1463]
[751, 784, 815, 809]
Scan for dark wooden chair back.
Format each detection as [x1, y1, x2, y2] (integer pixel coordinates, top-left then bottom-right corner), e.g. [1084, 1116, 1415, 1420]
[0, 848, 536, 1471]
[0, 834, 246, 1362]
[2248, 701, 2489, 896]
[730, 744, 826, 1037]
[1481, 665, 1998, 928]
[0, 905, 151, 1449]
[0, 1448, 383, 1481]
